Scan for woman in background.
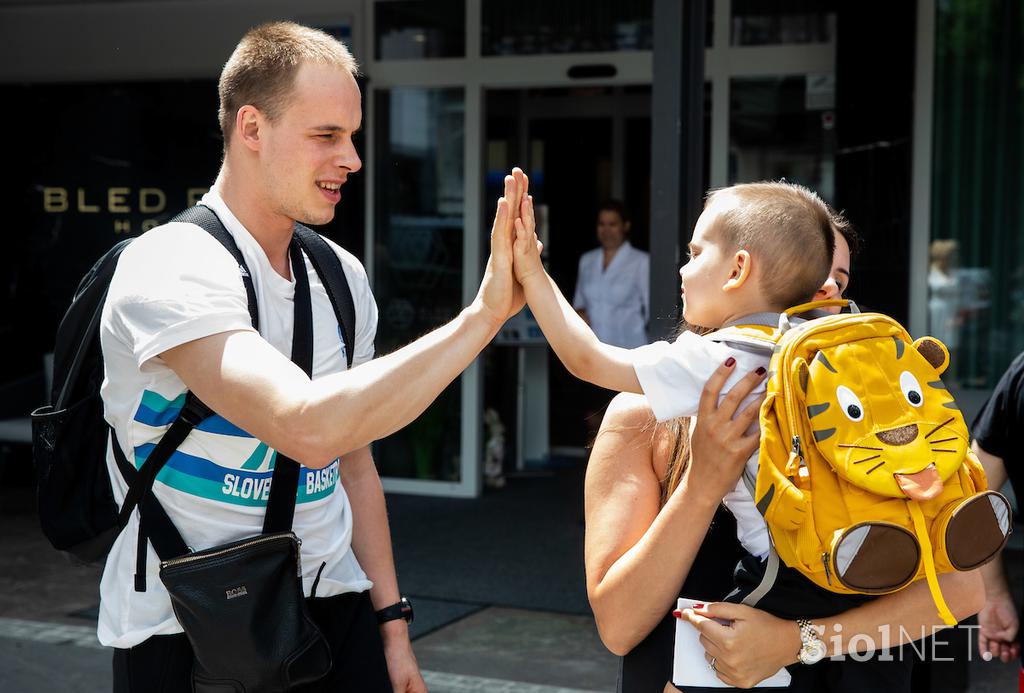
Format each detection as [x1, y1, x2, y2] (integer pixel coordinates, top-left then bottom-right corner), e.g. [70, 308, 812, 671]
[573, 200, 650, 349]
[572, 201, 650, 440]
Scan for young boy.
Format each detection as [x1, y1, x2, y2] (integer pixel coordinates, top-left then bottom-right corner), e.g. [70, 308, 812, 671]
[510, 172, 914, 690]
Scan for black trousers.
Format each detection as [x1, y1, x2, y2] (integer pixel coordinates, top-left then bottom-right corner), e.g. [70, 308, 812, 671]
[112, 591, 393, 693]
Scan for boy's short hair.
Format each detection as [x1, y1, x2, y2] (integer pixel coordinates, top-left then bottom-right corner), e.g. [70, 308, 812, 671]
[705, 182, 834, 309]
[218, 22, 359, 151]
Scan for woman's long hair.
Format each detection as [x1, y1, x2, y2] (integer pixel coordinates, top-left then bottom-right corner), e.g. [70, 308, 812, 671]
[659, 418, 692, 506]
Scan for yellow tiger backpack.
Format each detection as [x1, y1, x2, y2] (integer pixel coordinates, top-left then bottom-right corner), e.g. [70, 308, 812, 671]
[715, 299, 1013, 625]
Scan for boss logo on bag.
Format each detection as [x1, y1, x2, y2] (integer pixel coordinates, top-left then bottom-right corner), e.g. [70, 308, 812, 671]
[225, 586, 249, 600]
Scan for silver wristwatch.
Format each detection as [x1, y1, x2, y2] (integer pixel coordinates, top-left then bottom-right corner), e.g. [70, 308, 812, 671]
[796, 619, 827, 665]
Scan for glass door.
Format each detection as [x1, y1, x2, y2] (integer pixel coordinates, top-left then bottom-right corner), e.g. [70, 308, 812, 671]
[367, 0, 655, 497]
[368, 0, 483, 497]
[366, 0, 837, 497]
[371, 87, 467, 487]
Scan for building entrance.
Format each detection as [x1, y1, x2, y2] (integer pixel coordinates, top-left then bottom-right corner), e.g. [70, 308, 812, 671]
[483, 86, 651, 471]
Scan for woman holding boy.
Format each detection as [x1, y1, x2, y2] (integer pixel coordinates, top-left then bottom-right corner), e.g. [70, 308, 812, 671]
[502, 168, 983, 691]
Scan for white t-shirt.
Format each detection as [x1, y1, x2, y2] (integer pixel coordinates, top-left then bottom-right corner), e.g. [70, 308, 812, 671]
[632, 330, 771, 558]
[97, 190, 377, 648]
[573, 242, 650, 349]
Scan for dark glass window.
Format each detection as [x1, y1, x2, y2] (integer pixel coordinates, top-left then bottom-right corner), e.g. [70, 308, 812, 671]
[375, 0, 466, 60]
[729, 75, 836, 201]
[731, 0, 835, 46]
[929, 0, 1023, 389]
[373, 87, 465, 480]
[482, 0, 655, 56]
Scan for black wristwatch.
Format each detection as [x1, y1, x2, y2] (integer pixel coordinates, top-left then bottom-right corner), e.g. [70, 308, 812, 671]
[376, 597, 414, 625]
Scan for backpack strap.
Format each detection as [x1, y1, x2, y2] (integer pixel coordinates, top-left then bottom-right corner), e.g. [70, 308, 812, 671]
[907, 501, 958, 626]
[169, 205, 259, 330]
[117, 209, 346, 586]
[114, 393, 213, 531]
[293, 225, 357, 369]
[262, 240, 316, 535]
[705, 326, 778, 356]
[116, 205, 260, 588]
[740, 543, 783, 610]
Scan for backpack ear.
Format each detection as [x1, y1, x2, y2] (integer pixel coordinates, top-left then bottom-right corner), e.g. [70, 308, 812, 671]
[792, 357, 810, 398]
[913, 337, 950, 374]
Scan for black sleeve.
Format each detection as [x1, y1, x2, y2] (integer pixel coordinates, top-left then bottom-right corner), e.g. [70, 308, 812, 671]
[971, 351, 1024, 464]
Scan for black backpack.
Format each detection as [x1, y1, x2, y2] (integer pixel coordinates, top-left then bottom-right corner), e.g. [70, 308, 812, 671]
[31, 205, 358, 564]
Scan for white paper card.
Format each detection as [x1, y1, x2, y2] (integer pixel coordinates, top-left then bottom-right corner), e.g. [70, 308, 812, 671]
[672, 597, 792, 689]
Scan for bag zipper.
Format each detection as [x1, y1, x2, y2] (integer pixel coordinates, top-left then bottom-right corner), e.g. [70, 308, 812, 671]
[160, 532, 300, 572]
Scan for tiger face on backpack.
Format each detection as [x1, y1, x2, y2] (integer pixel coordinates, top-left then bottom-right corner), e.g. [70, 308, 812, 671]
[727, 300, 1013, 626]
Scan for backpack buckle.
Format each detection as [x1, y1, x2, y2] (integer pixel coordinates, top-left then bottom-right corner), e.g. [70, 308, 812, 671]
[180, 394, 212, 427]
[778, 312, 794, 334]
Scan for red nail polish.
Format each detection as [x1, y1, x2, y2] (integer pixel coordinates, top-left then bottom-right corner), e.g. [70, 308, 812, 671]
[672, 609, 683, 619]
[725, 357, 736, 367]
[756, 367, 766, 376]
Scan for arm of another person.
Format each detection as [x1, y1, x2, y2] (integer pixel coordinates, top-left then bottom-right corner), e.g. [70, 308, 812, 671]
[972, 440, 1021, 663]
[161, 175, 526, 469]
[510, 176, 640, 393]
[341, 446, 426, 692]
[585, 360, 765, 655]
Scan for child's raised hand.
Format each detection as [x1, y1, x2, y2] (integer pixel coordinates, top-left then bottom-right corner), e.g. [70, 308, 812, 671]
[512, 192, 545, 284]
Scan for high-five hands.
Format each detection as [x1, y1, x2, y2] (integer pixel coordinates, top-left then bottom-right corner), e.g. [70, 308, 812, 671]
[477, 169, 527, 326]
[475, 166, 548, 331]
[510, 168, 545, 286]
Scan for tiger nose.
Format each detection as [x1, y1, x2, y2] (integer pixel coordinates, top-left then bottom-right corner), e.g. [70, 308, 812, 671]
[876, 424, 919, 446]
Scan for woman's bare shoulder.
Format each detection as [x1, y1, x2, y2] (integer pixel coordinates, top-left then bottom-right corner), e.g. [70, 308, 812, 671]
[599, 394, 678, 475]
[601, 392, 658, 428]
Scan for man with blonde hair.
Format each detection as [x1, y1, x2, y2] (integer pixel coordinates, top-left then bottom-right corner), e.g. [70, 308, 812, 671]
[100, 22, 525, 692]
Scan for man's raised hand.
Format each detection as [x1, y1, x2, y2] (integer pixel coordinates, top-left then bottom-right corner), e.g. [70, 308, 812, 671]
[476, 171, 524, 327]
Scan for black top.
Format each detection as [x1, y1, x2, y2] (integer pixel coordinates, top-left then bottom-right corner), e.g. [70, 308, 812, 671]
[971, 350, 1024, 665]
[618, 506, 745, 693]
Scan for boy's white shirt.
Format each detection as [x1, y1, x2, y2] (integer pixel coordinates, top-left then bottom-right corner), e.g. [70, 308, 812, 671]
[632, 330, 771, 558]
[96, 189, 377, 648]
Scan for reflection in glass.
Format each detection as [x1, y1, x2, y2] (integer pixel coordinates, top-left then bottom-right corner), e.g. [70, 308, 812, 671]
[375, 0, 465, 60]
[930, 0, 1023, 389]
[731, 0, 835, 46]
[482, 0, 656, 56]
[729, 76, 835, 200]
[373, 88, 464, 480]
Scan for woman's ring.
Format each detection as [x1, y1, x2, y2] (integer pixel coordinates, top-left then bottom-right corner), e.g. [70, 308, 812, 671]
[709, 656, 718, 672]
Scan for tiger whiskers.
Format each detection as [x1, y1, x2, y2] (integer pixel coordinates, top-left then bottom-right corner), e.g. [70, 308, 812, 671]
[925, 417, 955, 439]
[852, 455, 881, 465]
[866, 461, 886, 474]
[838, 444, 883, 451]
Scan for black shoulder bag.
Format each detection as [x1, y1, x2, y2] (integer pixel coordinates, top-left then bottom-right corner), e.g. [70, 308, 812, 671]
[119, 238, 332, 693]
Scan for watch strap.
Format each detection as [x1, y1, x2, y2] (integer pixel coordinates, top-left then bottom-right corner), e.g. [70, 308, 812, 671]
[376, 597, 413, 625]
[796, 618, 825, 664]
